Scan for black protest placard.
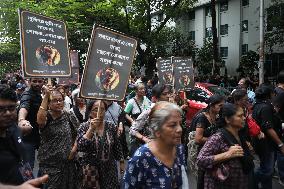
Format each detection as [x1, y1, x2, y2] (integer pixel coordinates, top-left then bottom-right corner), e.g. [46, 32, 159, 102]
[58, 51, 80, 85]
[173, 57, 195, 91]
[80, 25, 137, 101]
[156, 57, 173, 86]
[58, 68, 80, 85]
[19, 9, 71, 77]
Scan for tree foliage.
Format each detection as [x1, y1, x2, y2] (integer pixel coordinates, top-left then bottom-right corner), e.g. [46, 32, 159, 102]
[237, 50, 258, 77]
[264, 0, 284, 53]
[194, 38, 223, 75]
[0, 0, 197, 78]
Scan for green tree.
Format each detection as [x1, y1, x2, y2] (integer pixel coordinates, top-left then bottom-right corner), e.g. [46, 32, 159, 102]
[0, 0, 197, 78]
[237, 50, 258, 77]
[265, 0, 284, 53]
[194, 38, 223, 75]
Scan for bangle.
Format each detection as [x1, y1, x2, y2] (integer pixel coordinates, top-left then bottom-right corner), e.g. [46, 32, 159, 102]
[39, 106, 47, 111]
[278, 143, 284, 148]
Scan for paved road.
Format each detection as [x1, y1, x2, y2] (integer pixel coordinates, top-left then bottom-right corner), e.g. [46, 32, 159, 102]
[188, 170, 283, 189]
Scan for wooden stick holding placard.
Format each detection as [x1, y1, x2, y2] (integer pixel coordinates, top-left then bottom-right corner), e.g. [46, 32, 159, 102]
[96, 100, 102, 120]
[48, 78, 52, 86]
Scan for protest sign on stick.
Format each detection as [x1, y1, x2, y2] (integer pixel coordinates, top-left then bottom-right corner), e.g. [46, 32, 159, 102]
[80, 25, 137, 101]
[58, 51, 80, 85]
[19, 9, 71, 77]
[173, 57, 194, 91]
[156, 57, 173, 86]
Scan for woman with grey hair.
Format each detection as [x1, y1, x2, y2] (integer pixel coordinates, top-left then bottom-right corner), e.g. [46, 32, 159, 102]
[69, 88, 87, 128]
[123, 101, 187, 189]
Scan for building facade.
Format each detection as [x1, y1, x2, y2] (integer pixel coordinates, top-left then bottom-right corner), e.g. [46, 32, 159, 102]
[177, 0, 284, 76]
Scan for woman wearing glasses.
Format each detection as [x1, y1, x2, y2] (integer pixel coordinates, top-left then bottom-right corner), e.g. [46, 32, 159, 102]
[36, 86, 78, 189]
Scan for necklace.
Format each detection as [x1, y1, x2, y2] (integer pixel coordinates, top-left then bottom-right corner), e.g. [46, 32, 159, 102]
[205, 111, 216, 125]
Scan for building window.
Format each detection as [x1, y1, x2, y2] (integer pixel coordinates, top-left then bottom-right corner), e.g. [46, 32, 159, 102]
[220, 47, 228, 58]
[205, 6, 211, 17]
[220, 1, 228, 12]
[189, 31, 195, 40]
[189, 11, 195, 20]
[242, 44, 248, 55]
[205, 27, 212, 38]
[220, 24, 228, 35]
[242, 20, 248, 32]
[242, 0, 249, 6]
[157, 13, 163, 22]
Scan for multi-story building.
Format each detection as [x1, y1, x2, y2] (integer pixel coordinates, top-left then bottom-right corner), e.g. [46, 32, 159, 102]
[176, 0, 284, 76]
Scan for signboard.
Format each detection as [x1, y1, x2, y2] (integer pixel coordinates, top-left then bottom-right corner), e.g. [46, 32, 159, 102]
[70, 50, 80, 68]
[80, 25, 137, 101]
[19, 9, 71, 77]
[156, 57, 173, 86]
[58, 68, 80, 85]
[58, 51, 80, 85]
[173, 57, 195, 91]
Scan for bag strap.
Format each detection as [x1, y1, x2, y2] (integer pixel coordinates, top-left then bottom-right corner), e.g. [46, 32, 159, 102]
[220, 128, 250, 155]
[219, 128, 239, 146]
[133, 98, 142, 114]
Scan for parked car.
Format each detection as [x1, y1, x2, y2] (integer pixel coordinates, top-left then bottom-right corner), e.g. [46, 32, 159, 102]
[184, 82, 231, 125]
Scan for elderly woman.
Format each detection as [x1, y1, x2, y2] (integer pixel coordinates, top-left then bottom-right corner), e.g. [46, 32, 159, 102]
[37, 86, 78, 189]
[77, 100, 123, 189]
[69, 88, 87, 127]
[129, 83, 170, 155]
[196, 103, 254, 189]
[123, 101, 187, 189]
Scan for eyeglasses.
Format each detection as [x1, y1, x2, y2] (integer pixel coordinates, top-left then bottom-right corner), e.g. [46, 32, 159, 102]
[50, 99, 64, 103]
[0, 105, 17, 113]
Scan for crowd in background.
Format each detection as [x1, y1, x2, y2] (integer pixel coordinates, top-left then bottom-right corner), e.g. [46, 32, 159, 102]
[0, 70, 283, 189]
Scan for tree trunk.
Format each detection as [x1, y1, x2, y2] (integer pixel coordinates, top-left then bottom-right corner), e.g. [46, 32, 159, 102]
[211, 0, 218, 74]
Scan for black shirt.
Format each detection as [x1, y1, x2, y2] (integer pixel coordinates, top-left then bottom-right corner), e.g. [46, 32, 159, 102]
[19, 88, 42, 145]
[193, 112, 218, 138]
[252, 100, 282, 153]
[0, 125, 26, 185]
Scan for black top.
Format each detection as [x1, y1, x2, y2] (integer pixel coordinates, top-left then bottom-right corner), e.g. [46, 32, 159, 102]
[38, 111, 73, 165]
[252, 100, 282, 153]
[192, 112, 219, 138]
[19, 88, 42, 145]
[0, 125, 26, 185]
[274, 111, 284, 144]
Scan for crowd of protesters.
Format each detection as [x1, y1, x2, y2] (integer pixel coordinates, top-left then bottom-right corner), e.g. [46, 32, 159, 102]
[0, 71, 283, 189]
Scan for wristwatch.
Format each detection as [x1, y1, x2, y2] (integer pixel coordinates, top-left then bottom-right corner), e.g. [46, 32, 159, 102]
[278, 143, 284, 148]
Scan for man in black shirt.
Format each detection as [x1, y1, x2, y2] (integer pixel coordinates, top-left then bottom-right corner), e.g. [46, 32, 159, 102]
[275, 70, 284, 96]
[0, 84, 27, 184]
[253, 84, 284, 189]
[18, 78, 44, 169]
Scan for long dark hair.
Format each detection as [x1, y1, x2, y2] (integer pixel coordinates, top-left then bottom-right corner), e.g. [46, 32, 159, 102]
[152, 83, 169, 99]
[255, 83, 274, 101]
[204, 94, 225, 112]
[228, 89, 247, 104]
[217, 103, 240, 128]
